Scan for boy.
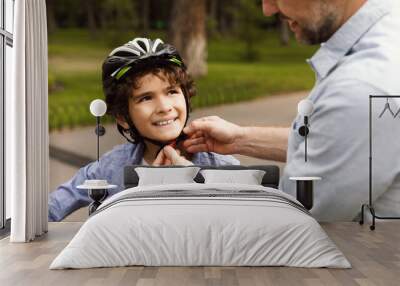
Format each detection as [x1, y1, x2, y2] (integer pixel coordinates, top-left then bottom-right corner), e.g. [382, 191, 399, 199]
[48, 38, 239, 221]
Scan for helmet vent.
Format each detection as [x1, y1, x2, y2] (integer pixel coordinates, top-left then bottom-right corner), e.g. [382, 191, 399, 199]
[138, 40, 147, 52]
[152, 39, 164, 52]
[116, 51, 136, 57]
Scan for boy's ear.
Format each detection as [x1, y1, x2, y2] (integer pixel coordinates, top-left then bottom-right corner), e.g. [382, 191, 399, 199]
[116, 116, 130, 129]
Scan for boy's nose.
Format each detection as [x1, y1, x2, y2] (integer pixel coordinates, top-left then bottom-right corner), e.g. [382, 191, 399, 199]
[156, 97, 173, 113]
[262, 0, 279, 16]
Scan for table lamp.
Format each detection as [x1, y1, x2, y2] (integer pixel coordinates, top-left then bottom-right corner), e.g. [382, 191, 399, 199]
[77, 99, 113, 215]
[77, 180, 117, 215]
[291, 99, 321, 210]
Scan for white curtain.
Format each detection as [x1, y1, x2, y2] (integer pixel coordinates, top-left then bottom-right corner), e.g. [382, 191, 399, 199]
[7, 0, 49, 242]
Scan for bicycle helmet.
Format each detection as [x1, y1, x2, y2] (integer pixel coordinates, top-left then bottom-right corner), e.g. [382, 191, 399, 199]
[102, 38, 191, 149]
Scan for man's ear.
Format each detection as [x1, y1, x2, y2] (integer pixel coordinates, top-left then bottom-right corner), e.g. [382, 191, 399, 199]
[116, 115, 130, 129]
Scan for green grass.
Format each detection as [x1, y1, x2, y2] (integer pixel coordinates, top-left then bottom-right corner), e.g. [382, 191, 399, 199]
[194, 62, 313, 108]
[48, 29, 317, 130]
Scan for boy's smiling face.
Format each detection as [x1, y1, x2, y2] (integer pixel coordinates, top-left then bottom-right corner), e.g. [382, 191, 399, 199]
[121, 72, 187, 143]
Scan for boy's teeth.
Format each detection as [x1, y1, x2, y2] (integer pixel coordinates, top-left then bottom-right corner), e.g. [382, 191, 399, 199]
[156, 119, 174, 126]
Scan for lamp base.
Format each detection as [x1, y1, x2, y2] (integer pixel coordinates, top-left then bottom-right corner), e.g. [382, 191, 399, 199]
[296, 180, 313, 210]
[289, 177, 321, 210]
[88, 188, 108, 215]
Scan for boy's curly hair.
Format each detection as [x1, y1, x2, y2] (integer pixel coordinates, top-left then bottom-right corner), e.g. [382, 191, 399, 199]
[103, 61, 196, 143]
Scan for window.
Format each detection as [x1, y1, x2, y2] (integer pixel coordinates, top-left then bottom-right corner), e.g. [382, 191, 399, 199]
[5, 0, 13, 33]
[1, 0, 14, 233]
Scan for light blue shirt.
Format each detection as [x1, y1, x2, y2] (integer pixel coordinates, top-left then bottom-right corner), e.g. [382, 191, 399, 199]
[49, 143, 239, 221]
[281, 0, 400, 221]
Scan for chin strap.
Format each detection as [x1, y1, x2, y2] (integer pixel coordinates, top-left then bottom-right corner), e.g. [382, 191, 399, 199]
[156, 132, 188, 154]
[118, 124, 189, 157]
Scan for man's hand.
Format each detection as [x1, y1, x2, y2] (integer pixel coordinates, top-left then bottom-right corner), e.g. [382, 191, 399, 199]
[182, 116, 243, 154]
[153, 145, 193, 166]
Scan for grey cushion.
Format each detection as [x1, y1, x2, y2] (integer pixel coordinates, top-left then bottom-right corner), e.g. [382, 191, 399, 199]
[135, 166, 201, 186]
[124, 165, 280, 189]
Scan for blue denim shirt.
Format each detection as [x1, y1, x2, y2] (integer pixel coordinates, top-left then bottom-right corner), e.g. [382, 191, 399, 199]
[49, 143, 240, 221]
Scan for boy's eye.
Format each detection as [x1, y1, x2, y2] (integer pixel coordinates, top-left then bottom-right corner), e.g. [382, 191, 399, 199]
[168, 89, 179, 95]
[138, 95, 151, 102]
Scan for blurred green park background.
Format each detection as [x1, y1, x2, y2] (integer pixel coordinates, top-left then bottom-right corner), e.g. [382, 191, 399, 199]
[47, 0, 318, 130]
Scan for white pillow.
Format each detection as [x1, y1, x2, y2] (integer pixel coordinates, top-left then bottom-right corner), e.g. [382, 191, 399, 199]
[200, 169, 266, 185]
[135, 166, 201, 186]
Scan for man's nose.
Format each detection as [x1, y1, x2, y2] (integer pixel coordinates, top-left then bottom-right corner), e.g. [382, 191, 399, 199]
[262, 0, 279, 16]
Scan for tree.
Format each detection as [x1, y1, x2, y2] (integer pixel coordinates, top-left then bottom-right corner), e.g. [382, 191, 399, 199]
[99, 0, 139, 46]
[217, 0, 236, 35]
[232, 0, 265, 61]
[279, 19, 290, 46]
[46, 0, 57, 34]
[206, 0, 217, 38]
[141, 0, 150, 35]
[169, 0, 207, 78]
[86, 0, 98, 37]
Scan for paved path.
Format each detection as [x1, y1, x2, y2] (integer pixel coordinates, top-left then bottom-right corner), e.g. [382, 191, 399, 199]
[50, 91, 308, 221]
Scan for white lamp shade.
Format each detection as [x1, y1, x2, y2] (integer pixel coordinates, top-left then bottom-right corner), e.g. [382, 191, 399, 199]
[90, 99, 107, 117]
[298, 99, 314, 116]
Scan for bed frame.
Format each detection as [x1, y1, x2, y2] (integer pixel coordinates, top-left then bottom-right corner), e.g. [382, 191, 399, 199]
[123, 165, 280, 189]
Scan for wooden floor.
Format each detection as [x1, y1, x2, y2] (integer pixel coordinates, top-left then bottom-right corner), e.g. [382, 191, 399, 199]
[0, 221, 399, 286]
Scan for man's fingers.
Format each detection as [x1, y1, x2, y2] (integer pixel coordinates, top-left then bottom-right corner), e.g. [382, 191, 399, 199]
[185, 131, 203, 142]
[188, 131, 203, 139]
[182, 137, 206, 149]
[185, 143, 209, 154]
[183, 117, 218, 135]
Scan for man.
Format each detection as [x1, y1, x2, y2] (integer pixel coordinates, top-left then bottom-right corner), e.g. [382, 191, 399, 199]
[167, 0, 400, 221]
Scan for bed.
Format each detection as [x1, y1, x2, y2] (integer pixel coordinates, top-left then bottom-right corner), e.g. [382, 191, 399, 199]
[50, 165, 350, 269]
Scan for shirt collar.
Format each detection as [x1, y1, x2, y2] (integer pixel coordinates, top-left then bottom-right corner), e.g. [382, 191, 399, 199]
[131, 143, 214, 165]
[130, 142, 145, 165]
[308, 0, 390, 80]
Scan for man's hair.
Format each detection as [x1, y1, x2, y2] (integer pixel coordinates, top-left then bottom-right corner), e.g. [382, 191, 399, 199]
[103, 62, 196, 123]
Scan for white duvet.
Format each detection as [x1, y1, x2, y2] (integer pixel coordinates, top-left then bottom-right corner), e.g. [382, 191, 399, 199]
[50, 183, 350, 269]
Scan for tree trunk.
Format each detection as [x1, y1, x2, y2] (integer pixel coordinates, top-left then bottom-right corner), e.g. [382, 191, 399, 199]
[86, 0, 97, 38]
[280, 19, 290, 46]
[141, 0, 150, 35]
[218, 0, 230, 34]
[169, 0, 207, 78]
[46, 0, 57, 34]
[209, 0, 218, 22]
[207, 0, 218, 37]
